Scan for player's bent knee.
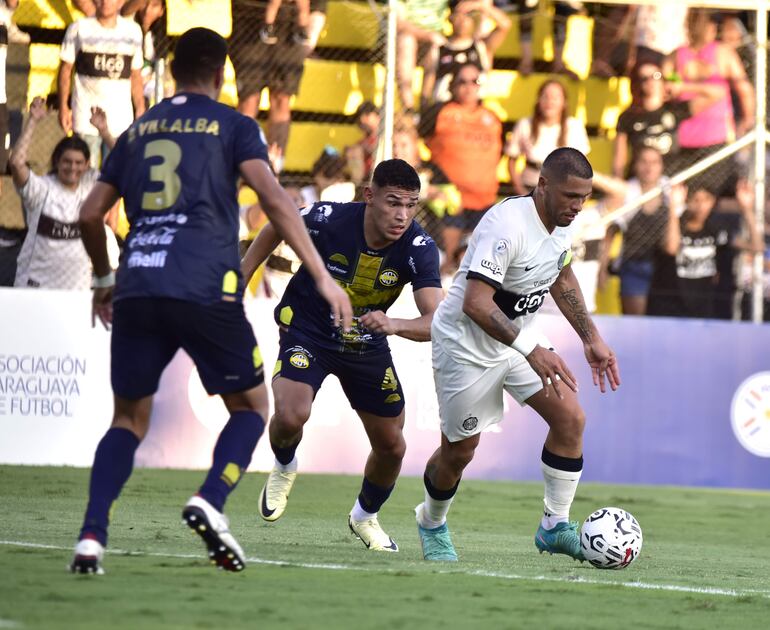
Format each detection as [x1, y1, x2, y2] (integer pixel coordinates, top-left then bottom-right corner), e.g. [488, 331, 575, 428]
[272, 401, 312, 434]
[444, 444, 476, 475]
[551, 407, 586, 444]
[373, 433, 406, 462]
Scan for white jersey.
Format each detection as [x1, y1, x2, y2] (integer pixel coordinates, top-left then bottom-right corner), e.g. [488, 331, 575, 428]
[432, 195, 572, 367]
[14, 170, 99, 289]
[60, 16, 143, 137]
[0, 4, 11, 104]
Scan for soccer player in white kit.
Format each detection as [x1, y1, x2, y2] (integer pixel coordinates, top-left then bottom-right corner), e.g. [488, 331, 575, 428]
[416, 148, 621, 562]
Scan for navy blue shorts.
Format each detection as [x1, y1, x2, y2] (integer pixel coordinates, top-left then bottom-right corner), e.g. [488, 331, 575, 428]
[619, 259, 654, 297]
[273, 329, 405, 418]
[111, 298, 264, 400]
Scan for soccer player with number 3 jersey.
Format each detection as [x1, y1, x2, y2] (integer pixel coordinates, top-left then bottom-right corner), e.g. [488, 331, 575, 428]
[70, 28, 351, 575]
[415, 148, 621, 562]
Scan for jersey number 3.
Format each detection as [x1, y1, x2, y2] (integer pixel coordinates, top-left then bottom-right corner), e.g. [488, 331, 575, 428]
[141, 139, 182, 211]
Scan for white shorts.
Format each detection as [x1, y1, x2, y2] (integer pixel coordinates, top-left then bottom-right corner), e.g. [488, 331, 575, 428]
[432, 340, 546, 442]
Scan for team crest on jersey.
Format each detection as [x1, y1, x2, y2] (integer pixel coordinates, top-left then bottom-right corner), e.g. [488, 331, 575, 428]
[379, 269, 399, 286]
[462, 415, 478, 431]
[289, 352, 310, 369]
[412, 234, 431, 247]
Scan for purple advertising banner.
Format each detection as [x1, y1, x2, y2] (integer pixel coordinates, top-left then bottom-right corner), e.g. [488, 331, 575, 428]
[138, 301, 770, 490]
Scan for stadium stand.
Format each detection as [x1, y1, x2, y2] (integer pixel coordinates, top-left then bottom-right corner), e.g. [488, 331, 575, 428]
[6, 1, 631, 190]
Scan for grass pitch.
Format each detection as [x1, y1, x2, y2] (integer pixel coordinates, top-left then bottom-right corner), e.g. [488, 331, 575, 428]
[1, 465, 769, 629]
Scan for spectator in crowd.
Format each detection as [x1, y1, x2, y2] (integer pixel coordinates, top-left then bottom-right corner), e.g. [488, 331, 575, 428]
[133, 0, 166, 105]
[663, 9, 755, 195]
[59, 0, 145, 168]
[72, 0, 146, 15]
[720, 15, 754, 141]
[260, 0, 311, 45]
[0, 0, 18, 197]
[624, 3, 688, 71]
[433, 0, 511, 103]
[345, 100, 380, 187]
[391, 118, 461, 245]
[613, 61, 725, 178]
[738, 219, 770, 322]
[646, 178, 760, 319]
[9, 98, 116, 289]
[396, 0, 449, 114]
[713, 179, 763, 319]
[300, 147, 355, 205]
[587, 3, 635, 78]
[597, 147, 685, 316]
[420, 62, 502, 275]
[230, 0, 308, 171]
[304, 0, 328, 54]
[505, 79, 588, 195]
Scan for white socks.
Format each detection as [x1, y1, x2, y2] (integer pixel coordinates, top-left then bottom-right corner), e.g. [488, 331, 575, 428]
[274, 456, 298, 474]
[418, 491, 454, 529]
[540, 460, 582, 530]
[350, 498, 375, 522]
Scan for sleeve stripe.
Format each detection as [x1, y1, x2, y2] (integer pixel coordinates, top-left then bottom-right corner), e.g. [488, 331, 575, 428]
[466, 270, 502, 290]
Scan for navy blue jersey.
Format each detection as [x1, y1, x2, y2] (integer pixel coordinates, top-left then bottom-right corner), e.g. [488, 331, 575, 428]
[100, 92, 269, 304]
[276, 201, 441, 354]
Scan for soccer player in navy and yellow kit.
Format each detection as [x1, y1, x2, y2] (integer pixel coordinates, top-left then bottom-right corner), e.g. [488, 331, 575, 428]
[241, 159, 443, 551]
[70, 28, 351, 574]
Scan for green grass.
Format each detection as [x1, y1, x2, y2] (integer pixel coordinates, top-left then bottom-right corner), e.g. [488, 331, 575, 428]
[1, 465, 769, 629]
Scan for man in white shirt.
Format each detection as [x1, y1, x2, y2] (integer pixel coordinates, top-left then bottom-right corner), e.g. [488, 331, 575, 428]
[0, 0, 18, 193]
[58, 0, 144, 167]
[415, 147, 621, 562]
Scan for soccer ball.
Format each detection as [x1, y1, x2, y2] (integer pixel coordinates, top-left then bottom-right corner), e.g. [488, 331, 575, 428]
[580, 507, 643, 569]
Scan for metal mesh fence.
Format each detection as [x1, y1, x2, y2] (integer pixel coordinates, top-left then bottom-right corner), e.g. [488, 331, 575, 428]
[0, 1, 766, 319]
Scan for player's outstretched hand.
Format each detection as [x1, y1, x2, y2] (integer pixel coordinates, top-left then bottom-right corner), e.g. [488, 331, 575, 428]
[526, 346, 578, 400]
[316, 274, 353, 332]
[584, 338, 620, 393]
[92, 286, 114, 330]
[359, 310, 396, 336]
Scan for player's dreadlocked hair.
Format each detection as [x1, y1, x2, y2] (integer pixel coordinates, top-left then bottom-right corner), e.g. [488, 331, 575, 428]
[371, 158, 421, 192]
[541, 147, 593, 182]
[171, 27, 228, 87]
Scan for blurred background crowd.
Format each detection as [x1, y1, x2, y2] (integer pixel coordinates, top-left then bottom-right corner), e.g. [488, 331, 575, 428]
[0, 0, 768, 321]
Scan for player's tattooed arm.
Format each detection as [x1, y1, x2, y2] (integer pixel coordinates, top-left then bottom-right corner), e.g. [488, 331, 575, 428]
[463, 278, 517, 345]
[487, 309, 518, 345]
[551, 264, 594, 343]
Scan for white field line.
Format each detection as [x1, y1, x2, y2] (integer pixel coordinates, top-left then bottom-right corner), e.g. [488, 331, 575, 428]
[2, 539, 769, 600]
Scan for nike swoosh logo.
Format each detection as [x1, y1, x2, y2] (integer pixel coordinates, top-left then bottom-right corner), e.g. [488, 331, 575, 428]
[260, 489, 276, 518]
[525, 265, 536, 271]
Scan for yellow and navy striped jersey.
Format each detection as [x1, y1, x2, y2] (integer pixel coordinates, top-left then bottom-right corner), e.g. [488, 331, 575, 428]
[276, 201, 441, 354]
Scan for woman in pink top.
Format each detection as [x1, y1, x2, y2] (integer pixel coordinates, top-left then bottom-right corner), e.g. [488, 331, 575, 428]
[663, 10, 754, 191]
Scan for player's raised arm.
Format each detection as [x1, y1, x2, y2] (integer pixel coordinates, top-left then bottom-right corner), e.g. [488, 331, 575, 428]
[239, 159, 352, 330]
[359, 286, 443, 341]
[240, 222, 281, 283]
[550, 264, 620, 393]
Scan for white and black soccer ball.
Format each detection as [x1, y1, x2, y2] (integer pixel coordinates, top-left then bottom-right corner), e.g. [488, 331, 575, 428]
[580, 507, 642, 569]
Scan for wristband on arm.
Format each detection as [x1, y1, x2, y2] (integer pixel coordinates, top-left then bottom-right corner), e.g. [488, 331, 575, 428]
[511, 327, 538, 357]
[92, 271, 115, 289]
